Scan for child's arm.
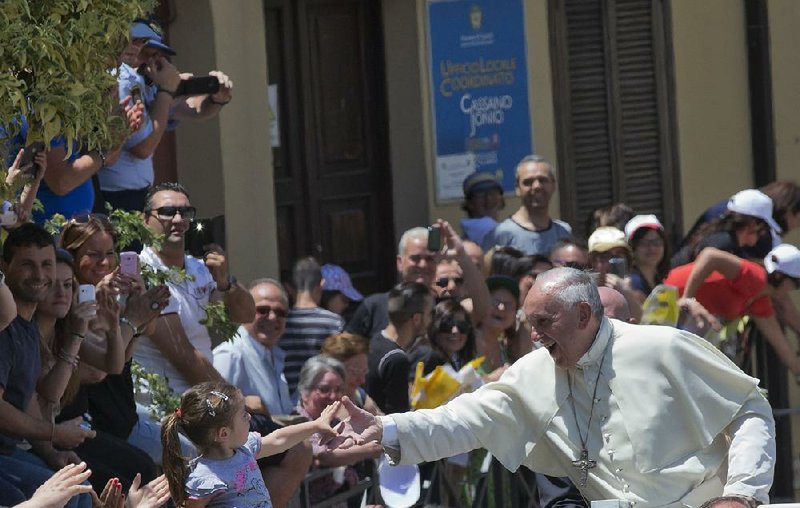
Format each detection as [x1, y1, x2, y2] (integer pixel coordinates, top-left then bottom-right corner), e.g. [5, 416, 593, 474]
[257, 401, 340, 459]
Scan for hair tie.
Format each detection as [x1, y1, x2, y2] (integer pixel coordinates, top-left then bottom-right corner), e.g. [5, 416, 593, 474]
[175, 408, 182, 418]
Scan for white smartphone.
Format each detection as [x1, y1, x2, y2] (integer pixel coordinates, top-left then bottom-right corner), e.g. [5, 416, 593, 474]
[78, 284, 96, 304]
[119, 251, 139, 276]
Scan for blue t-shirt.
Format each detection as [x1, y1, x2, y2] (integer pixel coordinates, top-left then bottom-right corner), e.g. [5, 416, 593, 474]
[0, 316, 42, 455]
[482, 217, 573, 256]
[2, 114, 90, 222]
[186, 432, 271, 507]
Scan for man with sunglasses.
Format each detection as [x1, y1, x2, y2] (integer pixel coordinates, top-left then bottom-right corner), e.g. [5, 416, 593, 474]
[133, 182, 255, 397]
[213, 278, 314, 508]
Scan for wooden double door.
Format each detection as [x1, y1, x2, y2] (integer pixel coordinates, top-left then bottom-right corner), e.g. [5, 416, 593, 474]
[265, 0, 395, 294]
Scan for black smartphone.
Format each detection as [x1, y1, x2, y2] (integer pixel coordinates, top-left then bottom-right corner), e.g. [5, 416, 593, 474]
[185, 218, 214, 258]
[130, 84, 143, 104]
[175, 76, 220, 97]
[427, 225, 441, 252]
[136, 63, 153, 86]
[608, 257, 628, 277]
[19, 142, 45, 179]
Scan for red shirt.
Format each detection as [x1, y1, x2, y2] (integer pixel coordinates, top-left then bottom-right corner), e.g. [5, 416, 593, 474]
[664, 259, 772, 320]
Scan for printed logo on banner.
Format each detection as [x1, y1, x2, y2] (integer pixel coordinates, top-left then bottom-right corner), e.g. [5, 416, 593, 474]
[427, 0, 532, 202]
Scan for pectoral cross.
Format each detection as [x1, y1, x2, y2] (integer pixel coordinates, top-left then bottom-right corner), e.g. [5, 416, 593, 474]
[572, 448, 596, 487]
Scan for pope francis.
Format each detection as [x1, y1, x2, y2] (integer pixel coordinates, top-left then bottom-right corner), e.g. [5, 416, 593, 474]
[338, 268, 775, 507]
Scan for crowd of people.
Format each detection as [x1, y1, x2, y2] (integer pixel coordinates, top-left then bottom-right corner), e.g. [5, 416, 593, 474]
[0, 14, 793, 508]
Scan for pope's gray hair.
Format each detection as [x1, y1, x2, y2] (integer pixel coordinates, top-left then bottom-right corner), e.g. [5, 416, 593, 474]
[398, 227, 429, 256]
[297, 355, 346, 397]
[536, 267, 603, 320]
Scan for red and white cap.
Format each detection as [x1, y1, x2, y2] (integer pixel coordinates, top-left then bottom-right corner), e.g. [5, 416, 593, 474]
[624, 214, 663, 242]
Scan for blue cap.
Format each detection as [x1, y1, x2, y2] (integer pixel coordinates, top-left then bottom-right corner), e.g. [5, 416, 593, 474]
[130, 19, 176, 56]
[321, 264, 363, 302]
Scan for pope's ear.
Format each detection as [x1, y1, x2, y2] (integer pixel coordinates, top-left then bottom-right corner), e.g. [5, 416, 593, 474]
[577, 301, 592, 328]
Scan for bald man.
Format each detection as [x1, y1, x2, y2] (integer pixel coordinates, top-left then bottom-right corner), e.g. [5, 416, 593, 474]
[598, 286, 634, 323]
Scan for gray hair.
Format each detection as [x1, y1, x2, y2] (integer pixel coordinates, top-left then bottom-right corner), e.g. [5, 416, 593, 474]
[535, 267, 603, 320]
[247, 277, 289, 307]
[297, 355, 346, 397]
[517, 154, 556, 180]
[398, 227, 429, 256]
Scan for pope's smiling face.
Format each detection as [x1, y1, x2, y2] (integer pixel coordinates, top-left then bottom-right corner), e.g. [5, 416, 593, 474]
[524, 281, 595, 369]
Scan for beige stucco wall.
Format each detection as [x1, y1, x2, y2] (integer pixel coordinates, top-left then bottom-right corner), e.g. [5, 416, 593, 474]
[170, 0, 279, 283]
[769, 0, 800, 490]
[671, 0, 753, 234]
[415, 0, 558, 233]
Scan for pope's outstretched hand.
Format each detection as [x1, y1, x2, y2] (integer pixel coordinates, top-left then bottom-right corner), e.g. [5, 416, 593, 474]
[328, 396, 384, 450]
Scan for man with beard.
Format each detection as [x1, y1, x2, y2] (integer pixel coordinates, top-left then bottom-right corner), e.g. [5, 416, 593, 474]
[482, 156, 572, 256]
[0, 224, 95, 507]
[133, 182, 255, 394]
[338, 268, 775, 507]
[213, 278, 313, 508]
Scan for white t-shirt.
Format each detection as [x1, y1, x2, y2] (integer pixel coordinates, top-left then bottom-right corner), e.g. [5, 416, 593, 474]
[134, 247, 217, 394]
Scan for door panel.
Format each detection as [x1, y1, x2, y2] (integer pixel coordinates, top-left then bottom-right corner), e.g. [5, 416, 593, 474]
[265, 0, 394, 295]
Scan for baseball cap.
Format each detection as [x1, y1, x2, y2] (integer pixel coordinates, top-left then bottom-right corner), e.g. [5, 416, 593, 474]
[320, 264, 363, 302]
[377, 457, 420, 508]
[145, 36, 176, 56]
[764, 244, 800, 278]
[463, 172, 502, 198]
[130, 19, 176, 56]
[486, 275, 520, 301]
[624, 214, 663, 242]
[588, 227, 631, 254]
[727, 189, 782, 234]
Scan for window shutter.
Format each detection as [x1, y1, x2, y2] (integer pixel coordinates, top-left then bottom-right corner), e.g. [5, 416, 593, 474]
[550, 0, 679, 241]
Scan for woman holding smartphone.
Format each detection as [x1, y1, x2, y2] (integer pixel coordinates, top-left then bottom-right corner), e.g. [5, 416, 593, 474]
[59, 214, 173, 465]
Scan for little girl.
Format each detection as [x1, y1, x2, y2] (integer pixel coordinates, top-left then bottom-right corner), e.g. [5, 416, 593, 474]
[161, 381, 340, 507]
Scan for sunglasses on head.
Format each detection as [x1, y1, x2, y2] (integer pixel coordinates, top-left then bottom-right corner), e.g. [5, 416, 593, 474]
[435, 276, 464, 288]
[438, 318, 471, 334]
[70, 213, 110, 225]
[147, 206, 197, 220]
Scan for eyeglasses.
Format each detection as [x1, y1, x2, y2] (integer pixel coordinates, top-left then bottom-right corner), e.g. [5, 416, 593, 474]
[147, 206, 197, 220]
[435, 277, 464, 288]
[408, 254, 436, 265]
[255, 305, 288, 318]
[314, 384, 343, 397]
[205, 390, 230, 417]
[438, 318, 471, 334]
[637, 238, 664, 248]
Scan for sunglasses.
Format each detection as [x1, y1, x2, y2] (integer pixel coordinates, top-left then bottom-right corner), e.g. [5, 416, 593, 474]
[435, 276, 464, 288]
[147, 206, 197, 220]
[255, 305, 288, 318]
[70, 213, 111, 226]
[438, 318, 471, 334]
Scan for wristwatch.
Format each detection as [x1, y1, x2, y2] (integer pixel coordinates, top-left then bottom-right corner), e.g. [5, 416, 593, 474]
[218, 275, 237, 293]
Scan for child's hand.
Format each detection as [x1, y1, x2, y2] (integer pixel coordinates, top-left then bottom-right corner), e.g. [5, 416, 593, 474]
[315, 401, 341, 437]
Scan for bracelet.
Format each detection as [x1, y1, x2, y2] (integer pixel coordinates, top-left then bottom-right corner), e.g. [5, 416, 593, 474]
[55, 349, 79, 370]
[120, 316, 143, 338]
[208, 96, 231, 106]
[157, 86, 176, 97]
[94, 149, 106, 168]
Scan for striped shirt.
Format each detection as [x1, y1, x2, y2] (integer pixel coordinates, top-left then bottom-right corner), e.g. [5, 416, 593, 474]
[281, 307, 344, 395]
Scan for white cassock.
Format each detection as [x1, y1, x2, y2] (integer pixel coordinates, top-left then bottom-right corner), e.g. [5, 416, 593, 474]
[383, 318, 775, 507]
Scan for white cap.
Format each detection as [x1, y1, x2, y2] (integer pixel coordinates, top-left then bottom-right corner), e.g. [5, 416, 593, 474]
[378, 457, 420, 508]
[727, 189, 782, 234]
[764, 244, 800, 278]
[624, 214, 663, 242]
[588, 227, 631, 253]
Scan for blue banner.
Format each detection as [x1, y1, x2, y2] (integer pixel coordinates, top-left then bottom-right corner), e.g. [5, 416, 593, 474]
[427, 0, 532, 201]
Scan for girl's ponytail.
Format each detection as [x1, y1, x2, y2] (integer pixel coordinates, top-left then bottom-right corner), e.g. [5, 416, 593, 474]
[161, 410, 189, 506]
